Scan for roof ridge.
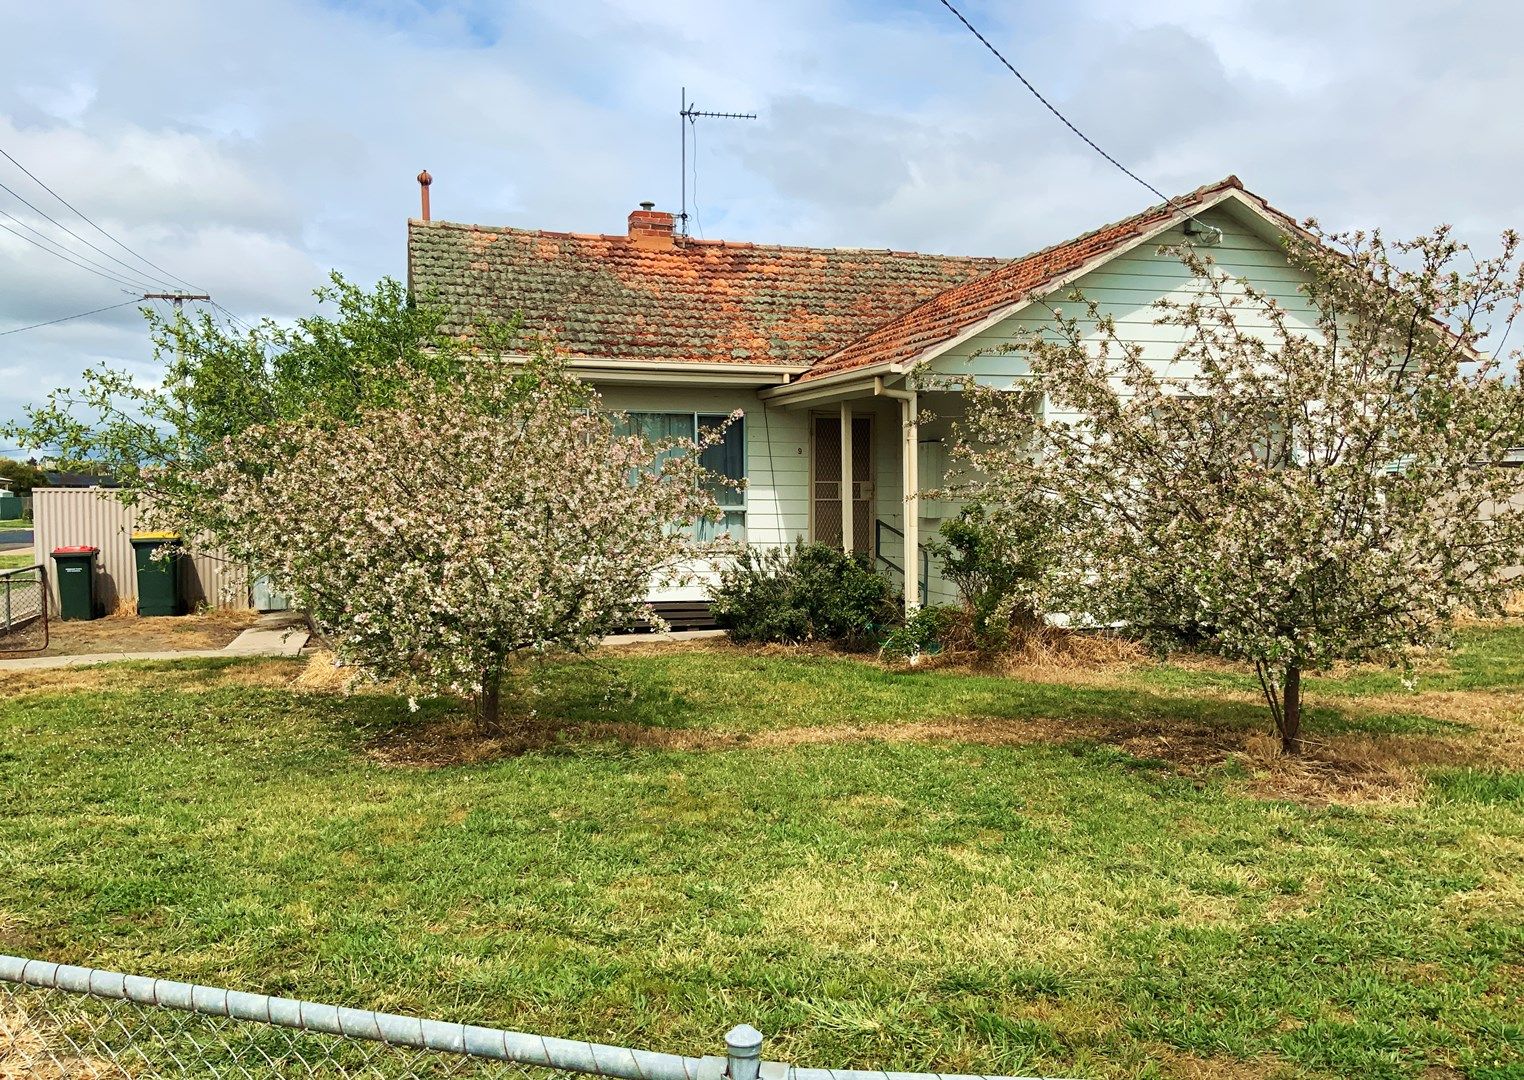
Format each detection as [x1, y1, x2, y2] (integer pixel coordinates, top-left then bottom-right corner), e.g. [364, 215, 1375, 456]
[408, 218, 1008, 263]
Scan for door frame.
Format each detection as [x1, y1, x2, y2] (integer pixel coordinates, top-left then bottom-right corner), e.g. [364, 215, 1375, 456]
[807, 408, 875, 551]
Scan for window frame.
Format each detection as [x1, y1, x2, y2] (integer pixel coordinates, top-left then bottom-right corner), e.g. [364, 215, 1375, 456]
[621, 410, 747, 542]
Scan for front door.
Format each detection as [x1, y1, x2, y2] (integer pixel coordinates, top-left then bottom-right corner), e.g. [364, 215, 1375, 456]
[812, 413, 873, 554]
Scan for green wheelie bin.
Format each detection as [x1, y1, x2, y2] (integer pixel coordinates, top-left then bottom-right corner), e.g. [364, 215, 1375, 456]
[50, 546, 100, 620]
[131, 532, 185, 616]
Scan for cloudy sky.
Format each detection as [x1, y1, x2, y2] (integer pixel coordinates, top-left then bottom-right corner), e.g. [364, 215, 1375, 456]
[2, 0, 1522, 443]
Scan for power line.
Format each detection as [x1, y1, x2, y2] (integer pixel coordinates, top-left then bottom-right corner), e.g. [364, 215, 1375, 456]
[0, 175, 184, 293]
[211, 300, 258, 335]
[0, 206, 162, 292]
[0, 218, 143, 293]
[0, 298, 142, 337]
[935, 0, 1191, 217]
[0, 144, 202, 292]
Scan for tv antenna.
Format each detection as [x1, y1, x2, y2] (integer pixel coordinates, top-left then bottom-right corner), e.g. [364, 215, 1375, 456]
[680, 86, 755, 238]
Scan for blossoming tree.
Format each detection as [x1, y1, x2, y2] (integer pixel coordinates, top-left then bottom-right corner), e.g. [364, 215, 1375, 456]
[176, 343, 730, 731]
[957, 225, 1524, 753]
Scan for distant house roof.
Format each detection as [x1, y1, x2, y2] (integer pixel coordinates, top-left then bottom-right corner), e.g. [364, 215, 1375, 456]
[406, 175, 1298, 383]
[407, 221, 1005, 368]
[44, 471, 118, 489]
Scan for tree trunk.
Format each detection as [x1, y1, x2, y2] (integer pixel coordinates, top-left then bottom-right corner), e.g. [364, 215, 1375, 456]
[1280, 664, 1303, 755]
[478, 671, 502, 735]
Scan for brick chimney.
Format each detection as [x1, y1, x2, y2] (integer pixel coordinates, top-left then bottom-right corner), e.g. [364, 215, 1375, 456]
[628, 201, 675, 250]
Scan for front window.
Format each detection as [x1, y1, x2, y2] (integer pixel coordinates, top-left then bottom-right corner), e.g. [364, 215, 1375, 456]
[621, 411, 746, 541]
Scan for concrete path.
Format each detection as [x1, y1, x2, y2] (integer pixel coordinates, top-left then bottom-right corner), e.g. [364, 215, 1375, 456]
[0, 611, 311, 672]
[0, 617, 718, 672]
[601, 628, 725, 647]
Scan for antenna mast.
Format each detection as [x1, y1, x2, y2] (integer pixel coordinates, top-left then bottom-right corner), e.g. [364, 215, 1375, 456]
[680, 86, 756, 238]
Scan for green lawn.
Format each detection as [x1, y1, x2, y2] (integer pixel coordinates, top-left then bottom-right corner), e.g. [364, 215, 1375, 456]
[0, 553, 34, 571]
[0, 518, 29, 529]
[2, 633, 1522, 1079]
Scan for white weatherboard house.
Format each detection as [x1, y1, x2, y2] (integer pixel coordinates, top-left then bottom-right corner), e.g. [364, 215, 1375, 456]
[406, 176, 1316, 620]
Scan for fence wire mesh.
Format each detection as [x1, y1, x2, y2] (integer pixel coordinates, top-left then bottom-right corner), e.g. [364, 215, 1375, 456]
[0, 982, 577, 1079]
[0, 564, 47, 655]
[2, 956, 1060, 1080]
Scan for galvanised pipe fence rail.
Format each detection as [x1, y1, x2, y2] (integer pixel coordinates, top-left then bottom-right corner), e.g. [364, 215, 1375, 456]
[0, 954, 1063, 1079]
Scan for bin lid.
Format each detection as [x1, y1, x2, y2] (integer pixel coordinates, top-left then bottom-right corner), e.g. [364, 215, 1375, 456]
[131, 531, 182, 542]
[51, 545, 98, 555]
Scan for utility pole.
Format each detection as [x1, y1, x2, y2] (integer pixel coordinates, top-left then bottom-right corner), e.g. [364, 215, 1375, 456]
[141, 292, 211, 310]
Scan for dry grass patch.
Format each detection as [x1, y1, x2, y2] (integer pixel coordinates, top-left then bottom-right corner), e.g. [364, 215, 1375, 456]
[0, 997, 117, 1079]
[1146, 1047, 1293, 1080]
[2, 658, 301, 699]
[293, 649, 366, 693]
[39, 608, 257, 657]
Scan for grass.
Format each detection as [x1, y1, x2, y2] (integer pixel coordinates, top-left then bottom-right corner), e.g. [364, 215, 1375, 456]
[2, 636, 1524, 1079]
[0, 518, 29, 529]
[0, 553, 32, 571]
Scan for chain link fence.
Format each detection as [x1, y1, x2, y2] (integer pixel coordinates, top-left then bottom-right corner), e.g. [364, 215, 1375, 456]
[1, 955, 1060, 1080]
[0, 563, 47, 655]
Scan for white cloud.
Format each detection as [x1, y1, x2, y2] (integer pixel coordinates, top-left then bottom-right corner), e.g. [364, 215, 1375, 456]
[3, 0, 1524, 434]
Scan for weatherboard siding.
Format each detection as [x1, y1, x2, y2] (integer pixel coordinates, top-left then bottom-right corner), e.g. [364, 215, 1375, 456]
[595, 384, 808, 601]
[929, 208, 1322, 409]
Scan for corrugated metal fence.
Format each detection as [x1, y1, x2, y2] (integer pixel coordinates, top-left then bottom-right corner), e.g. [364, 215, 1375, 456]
[31, 489, 249, 612]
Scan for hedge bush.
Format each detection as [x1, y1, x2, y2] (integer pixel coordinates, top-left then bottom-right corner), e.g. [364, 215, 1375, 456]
[711, 541, 899, 649]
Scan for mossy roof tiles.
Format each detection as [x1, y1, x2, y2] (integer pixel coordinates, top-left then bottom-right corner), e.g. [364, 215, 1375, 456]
[406, 222, 1004, 366]
[407, 177, 1285, 380]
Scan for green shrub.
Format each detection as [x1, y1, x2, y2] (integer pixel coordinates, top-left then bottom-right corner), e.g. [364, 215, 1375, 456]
[712, 541, 899, 649]
[880, 605, 959, 664]
[931, 501, 1054, 656]
[708, 545, 809, 644]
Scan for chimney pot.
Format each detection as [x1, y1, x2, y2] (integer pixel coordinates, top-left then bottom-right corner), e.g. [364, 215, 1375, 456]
[628, 202, 675, 250]
[417, 170, 433, 221]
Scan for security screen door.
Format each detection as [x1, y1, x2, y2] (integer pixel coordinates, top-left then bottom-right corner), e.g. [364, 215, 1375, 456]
[811, 413, 873, 554]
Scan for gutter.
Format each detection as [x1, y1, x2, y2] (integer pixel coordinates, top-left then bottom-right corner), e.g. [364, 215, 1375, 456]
[488, 353, 809, 386]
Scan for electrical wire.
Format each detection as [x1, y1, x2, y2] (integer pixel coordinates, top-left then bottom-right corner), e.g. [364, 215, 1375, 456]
[0, 298, 142, 337]
[0, 218, 143, 293]
[0, 175, 184, 293]
[0, 207, 162, 292]
[211, 300, 258, 335]
[0, 144, 202, 292]
[935, 0, 1193, 218]
[689, 116, 705, 240]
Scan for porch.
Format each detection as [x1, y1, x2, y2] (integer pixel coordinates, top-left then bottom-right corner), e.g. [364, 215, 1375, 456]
[759, 375, 966, 613]
[592, 371, 966, 618]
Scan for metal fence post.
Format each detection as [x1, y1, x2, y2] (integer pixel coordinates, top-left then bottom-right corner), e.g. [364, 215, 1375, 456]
[725, 1025, 763, 1080]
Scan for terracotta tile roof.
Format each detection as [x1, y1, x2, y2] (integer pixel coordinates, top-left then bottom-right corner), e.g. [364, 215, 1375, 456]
[406, 221, 1005, 366]
[801, 175, 1274, 380]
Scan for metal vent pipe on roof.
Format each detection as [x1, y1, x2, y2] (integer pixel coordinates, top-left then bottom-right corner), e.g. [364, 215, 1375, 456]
[417, 170, 432, 221]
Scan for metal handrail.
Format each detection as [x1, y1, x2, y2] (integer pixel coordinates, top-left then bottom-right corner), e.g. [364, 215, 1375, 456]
[873, 519, 928, 606]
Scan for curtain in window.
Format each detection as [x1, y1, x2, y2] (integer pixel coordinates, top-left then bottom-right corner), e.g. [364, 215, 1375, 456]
[698, 414, 745, 509]
[618, 411, 747, 542]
